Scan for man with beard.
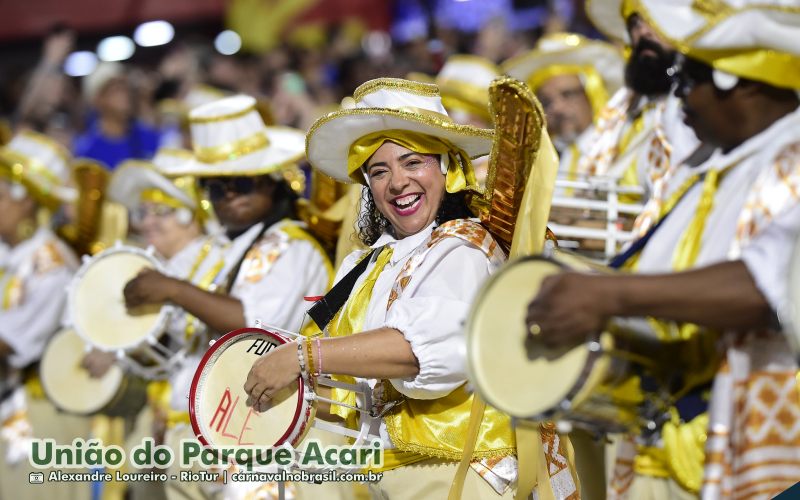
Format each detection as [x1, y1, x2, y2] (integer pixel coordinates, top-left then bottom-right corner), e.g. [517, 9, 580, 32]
[580, 0, 703, 206]
[527, 1, 800, 498]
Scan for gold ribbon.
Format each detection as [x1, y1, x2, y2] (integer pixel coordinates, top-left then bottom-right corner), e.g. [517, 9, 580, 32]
[328, 246, 394, 426]
[139, 188, 186, 210]
[347, 130, 479, 194]
[193, 131, 270, 164]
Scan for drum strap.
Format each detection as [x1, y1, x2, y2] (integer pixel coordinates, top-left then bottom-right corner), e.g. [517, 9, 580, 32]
[306, 248, 377, 330]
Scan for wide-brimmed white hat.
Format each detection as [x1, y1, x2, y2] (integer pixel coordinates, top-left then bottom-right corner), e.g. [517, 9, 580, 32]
[638, 0, 800, 90]
[108, 159, 197, 211]
[436, 55, 501, 122]
[503, 33, 624, 116]
[172, 94, 305, 177]
[585, 0, 629, 44]
[306, 78, 493, 184]
[0, 131, 77, 209]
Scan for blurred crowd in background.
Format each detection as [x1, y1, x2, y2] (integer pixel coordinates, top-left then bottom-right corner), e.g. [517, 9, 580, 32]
[0, 0, 599, 166]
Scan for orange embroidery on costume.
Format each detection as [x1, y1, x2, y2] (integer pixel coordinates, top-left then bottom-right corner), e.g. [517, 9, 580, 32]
[32, 241, 66, 275]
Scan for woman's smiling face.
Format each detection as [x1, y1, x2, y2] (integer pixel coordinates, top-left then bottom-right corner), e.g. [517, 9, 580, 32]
[365, 141, 446, 239]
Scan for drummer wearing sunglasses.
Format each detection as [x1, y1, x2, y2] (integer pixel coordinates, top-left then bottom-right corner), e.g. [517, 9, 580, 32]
[122, 95, 332, 337]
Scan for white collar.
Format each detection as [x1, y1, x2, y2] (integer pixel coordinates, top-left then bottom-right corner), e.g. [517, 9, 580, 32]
[370, 221, 437, 265]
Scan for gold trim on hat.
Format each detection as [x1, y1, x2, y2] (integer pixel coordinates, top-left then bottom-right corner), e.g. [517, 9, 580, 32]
[189, 104, 258, 124]
[194, 131, 270, 164]
[0, 150, 65, 209]
[156, 148, 194, 160]
[306, 106, 493, 161]
[353, 78, 440, 103]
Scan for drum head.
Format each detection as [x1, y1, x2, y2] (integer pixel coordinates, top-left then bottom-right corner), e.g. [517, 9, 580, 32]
[190, 328, 309, 449]
[70, 247, 165, 350]
[788, 238, 800, 354]
[466, 256, 589, 418]
[40, 328, 125, 415]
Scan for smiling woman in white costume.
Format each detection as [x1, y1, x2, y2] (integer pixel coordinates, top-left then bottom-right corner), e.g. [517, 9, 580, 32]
[242, 78, 539, 500]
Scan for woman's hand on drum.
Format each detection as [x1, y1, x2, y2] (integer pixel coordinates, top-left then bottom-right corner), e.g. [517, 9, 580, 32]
[526, 272, 618, 349]
[243, 343, 300, 413]
[124, 268, 179, 308]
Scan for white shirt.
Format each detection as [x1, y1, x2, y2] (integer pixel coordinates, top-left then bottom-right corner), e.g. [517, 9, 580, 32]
[223, 220, 331, 333]
[334, 220, 500, 448]
[0, 228, 77, 369]
[161, 234, 228, 411]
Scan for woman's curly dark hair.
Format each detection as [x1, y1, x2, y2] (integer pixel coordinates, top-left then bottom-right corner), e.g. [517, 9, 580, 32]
[357, 187, 474, 246]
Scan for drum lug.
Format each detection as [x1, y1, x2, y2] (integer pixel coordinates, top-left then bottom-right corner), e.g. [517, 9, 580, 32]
[587, 341, 602, 353]
[81, 254, 91, 264]
[114, 239, 123, 249]
[208, 339, 216, 347]
[115, 349, 125, 360]
[145, 244, 156, 255]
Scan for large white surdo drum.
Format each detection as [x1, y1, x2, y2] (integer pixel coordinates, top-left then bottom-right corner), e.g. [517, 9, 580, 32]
[39, 328, 148, 416]
[67, 244, 178, 379]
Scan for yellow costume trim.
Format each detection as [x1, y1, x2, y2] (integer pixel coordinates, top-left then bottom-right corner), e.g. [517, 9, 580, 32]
[347, 130, 480, 194]
[526, 64, 609, 119]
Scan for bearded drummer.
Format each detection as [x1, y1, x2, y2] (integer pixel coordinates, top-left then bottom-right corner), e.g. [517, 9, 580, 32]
[241, 79, 579, 499]
[526, 1, 800, 499]
[0, 131, 91, 500]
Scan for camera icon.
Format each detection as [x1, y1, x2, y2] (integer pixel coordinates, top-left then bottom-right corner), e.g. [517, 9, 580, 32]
[29, 472, 44, 484]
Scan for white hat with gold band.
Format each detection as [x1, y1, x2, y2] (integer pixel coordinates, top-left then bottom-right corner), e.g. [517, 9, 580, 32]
[306, 78, 493, 184]
[436, 55, 501, 122]
[637, 0, 800, 91]
[0, 130, 77, 209]
[108, 159, 197, 212]
[172, 94, 305, 177]
[502, 33, 624, 117]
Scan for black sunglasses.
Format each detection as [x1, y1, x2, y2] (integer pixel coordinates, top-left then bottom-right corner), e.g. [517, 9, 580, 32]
[668, 55, 713, 98]
[200, 177, 261, 201]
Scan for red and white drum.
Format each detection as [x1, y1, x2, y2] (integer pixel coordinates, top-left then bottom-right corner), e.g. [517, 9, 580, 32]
[190, 327, 314, 448]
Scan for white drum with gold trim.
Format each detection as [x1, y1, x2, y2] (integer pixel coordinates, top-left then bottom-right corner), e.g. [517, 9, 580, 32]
[67, 243, 182, 379]
[466, 251, 682, 434]
[40, 328, 148, 416]
[190, 326, 379, 460]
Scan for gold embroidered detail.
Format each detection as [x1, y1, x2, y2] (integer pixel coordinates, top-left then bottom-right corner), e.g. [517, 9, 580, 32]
[353, 78, 440, 102]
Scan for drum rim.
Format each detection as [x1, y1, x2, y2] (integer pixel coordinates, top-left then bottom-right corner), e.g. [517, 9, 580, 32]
[67, 244, 170, 352]
[189, 327, 306, 448]
[466, 253, 604, 420]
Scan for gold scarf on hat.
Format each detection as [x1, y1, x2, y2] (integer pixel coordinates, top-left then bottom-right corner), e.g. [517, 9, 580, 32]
[347, 130, 480, 194]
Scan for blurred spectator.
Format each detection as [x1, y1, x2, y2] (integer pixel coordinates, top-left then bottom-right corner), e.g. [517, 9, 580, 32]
[73, 62, 161, 169]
